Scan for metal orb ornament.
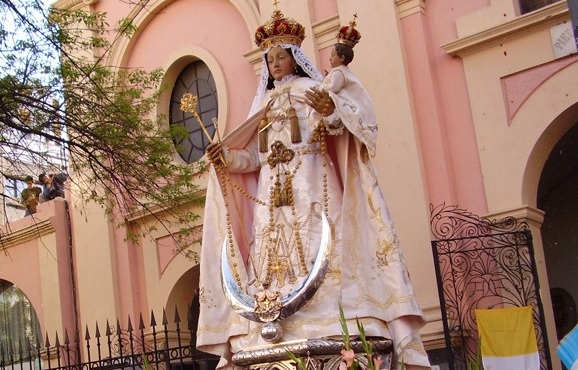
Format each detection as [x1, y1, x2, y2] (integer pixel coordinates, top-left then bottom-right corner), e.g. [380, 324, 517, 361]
[261, 321, 283, 343]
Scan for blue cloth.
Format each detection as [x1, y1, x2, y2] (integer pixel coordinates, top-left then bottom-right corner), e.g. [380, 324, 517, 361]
[558, 324, 578, 369]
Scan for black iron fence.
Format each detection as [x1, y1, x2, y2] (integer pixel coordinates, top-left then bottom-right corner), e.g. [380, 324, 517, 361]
[0, 307, 219, 370]
[430, 203, 552, 370]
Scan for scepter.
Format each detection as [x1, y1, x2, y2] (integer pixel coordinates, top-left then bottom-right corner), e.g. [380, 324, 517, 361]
[180, 93, 226, 166]
[180, 93, 214, 143]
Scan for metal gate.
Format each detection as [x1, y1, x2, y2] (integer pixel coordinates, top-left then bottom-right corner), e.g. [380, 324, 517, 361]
[430, 203, 552, 370]
[0, 307, 219, 370]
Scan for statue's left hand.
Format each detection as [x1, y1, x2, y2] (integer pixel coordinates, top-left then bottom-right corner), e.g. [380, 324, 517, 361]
[305, 87, 335, 117]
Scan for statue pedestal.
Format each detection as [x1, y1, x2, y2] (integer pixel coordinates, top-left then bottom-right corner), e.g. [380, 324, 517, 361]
[232, 338, 393, 370]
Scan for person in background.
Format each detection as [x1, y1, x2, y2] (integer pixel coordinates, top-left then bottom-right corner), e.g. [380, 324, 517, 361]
[50, 172, 68, 199]
[38, 172, 52, 202]
[38, 172, 68, 201]
[21, 176, 42, 216]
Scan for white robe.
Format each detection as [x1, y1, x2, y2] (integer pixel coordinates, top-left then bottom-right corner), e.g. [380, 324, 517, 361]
[197, 75, 430, 369]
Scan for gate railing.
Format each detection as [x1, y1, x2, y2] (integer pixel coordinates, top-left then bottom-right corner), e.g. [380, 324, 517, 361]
[0, 307, 219, 370]
[430, 203, 552, 370]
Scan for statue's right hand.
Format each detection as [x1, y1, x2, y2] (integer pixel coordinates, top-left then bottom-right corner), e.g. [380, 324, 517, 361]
[206, 143, 225, 167]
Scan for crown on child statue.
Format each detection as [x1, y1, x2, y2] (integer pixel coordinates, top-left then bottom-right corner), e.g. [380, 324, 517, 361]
[337, 14, 361, 48]
[254, 1, 306, 51]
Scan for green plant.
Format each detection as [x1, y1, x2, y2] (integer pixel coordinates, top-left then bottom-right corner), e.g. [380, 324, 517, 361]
[142, 354, 152, 370]
[287, 350, 307, 370]
[467, 339, 483, 370]
[339, 304, 384, 370]
[1, 1, 207, 254]
[287, 305, 396, 370]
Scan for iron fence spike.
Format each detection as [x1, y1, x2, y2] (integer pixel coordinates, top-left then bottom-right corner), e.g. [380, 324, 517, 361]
[162, 308, 168, 326]
[174, 305, 181, 324]
[106, 320, 112, 336]
[64, 329, 70, 345]
[139, 313, 145, 330]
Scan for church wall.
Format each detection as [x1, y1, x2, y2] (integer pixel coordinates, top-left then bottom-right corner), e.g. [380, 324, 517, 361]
[0, 199, 76, 341]
[6, 0, 573, 366]
[57, 0, 456, 352]
[346, 1, 442, 341]
[442, 1, 577, 367]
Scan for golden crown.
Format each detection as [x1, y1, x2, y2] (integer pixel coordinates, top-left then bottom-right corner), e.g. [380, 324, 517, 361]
[254, 3, 306, 51]
[337, 14, 361, 48]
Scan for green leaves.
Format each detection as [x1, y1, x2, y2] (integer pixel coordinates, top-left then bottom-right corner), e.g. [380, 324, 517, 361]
[339, 305, 379, 370]
[286, 351, 307, 370]
[287, 305, 394, 370]
[1, 0, 207, 253]
[339, 304, 351, 351]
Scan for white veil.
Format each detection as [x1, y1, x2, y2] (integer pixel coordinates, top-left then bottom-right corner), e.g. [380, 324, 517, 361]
[248, 43, 324, 116]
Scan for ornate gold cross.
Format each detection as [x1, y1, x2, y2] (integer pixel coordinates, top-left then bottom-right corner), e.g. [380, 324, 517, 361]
[267, 141, 295, 168]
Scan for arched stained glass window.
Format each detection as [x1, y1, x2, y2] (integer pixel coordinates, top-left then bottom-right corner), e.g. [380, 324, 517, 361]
[170, 61, 218, 164]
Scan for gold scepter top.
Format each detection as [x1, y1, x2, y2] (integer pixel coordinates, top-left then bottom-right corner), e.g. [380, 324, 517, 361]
[180, 93, 197, 113]
[180, 93, 214, 143]
[180, 93, 227, 166]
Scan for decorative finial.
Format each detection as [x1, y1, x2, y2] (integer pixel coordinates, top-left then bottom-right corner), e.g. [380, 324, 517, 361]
[180, 93, 213, 143]
[180, 93, 198, 113]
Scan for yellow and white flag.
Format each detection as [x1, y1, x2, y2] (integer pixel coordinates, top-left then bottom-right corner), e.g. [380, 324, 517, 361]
[476, 306, 539, 370]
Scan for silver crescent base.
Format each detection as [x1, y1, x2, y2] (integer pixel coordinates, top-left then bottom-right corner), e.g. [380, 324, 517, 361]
[231, 338, 393, 370]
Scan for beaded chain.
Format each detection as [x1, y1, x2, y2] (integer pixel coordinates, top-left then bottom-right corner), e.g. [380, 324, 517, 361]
[215, 119, 331, 294]
[263, 156, 306, 288]
[215, 165, 245, 287]
[262, 121, 330, 289]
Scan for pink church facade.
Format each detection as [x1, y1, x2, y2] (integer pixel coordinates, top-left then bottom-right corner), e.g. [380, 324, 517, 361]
[2, 1, 577, 369]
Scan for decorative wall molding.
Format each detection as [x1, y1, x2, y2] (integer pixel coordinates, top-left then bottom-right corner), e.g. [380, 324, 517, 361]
[311, 14, 340, 50]
[442, 2, 569, 57]
[125, 190, 206, 224]
[395, 0, 426, 19]
[52, 0, 98, 10]
[243, 47, 263, 76]
[484, 204, 545, 227]
[0, 219, 55, 250]
[502, 55, 578, 123]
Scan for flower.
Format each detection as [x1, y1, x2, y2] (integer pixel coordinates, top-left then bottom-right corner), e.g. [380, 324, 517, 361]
[341, 349, 355, 367]
[372, 356, 383, 369]
[287, 305, 381, 370]
[339, 304, 379, 370]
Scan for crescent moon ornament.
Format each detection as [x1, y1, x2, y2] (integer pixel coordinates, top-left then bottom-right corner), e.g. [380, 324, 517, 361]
[221, 212, 332, 341]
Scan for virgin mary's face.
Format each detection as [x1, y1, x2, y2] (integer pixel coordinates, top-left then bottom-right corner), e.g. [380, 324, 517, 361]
[267, 47, 295, 81]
